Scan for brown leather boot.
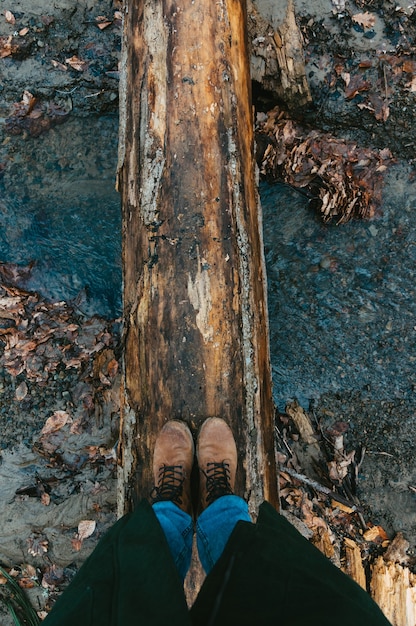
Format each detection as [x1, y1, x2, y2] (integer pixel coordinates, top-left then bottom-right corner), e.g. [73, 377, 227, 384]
[197, 417, 237, 512]
[150, 420, 194, 516]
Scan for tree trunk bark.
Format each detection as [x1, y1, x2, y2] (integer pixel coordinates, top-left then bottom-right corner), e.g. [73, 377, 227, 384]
[116, 0, 278, 518]
[248, 0, 312, 111]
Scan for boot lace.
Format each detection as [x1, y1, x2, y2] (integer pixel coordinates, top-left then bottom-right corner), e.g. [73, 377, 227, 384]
[203, 461, 233, 505]
[151, 464, 185, 506]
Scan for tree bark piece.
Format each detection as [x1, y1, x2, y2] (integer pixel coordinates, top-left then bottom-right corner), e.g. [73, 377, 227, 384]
[370, 556, 416, 626]
[369, 533, 416, 626]
[117, 0, 278, 518]
[248, 0, 311, 110]
[343, 537, 366, 590]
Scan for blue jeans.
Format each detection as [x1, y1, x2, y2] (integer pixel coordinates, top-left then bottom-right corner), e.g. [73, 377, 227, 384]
[153, 495, 251, 580]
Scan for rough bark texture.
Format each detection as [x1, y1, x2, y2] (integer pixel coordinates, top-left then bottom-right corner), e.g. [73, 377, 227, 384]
[370, 557, 416, 626]
[369, 535, 416, 626]
[116, 0, 278, 518]
[248, 0, 311, 109]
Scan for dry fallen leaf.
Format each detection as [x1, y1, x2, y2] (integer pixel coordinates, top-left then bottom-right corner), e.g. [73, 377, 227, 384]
[65, 55, 88, 72]
[96, 15, 112, 29]
[19, 27, 29, 36]
[41, 410, 72, 436]
[71, 537, 82, 552]
[15, 380, 28, 401]
[41, 492, 51, 506]
[5, 10, 15, 24]
[27, 534, 48, 557]
[21, 564, 37, 579]
[72, 520, 96, 551]
[51, 59, 68, 71]
[407, 76, 416, 92]
[352, 11, 376, 29]
[99, 370, 111, 386]
[77, 520, 96, 541]
[22, 90, 36, 110]
[69, 417, 83, 434]
[41, 564, 65, 589]
[17, 575, 33, 588]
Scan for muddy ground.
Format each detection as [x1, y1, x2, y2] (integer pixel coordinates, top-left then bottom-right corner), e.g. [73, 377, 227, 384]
[0, 0, 415, 620]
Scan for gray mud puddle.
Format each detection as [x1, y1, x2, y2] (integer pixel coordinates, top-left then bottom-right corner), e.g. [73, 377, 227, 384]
[0, 115, 121, 317]
[262, 173, 416, 545]
[0, 116, 415, 573]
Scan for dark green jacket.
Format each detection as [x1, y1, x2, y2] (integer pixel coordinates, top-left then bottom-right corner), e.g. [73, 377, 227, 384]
[43, 500, 391, 626]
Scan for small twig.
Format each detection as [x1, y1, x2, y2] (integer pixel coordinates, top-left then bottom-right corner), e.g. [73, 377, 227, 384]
[279, 466, 364, 513]
[274, 426, 294, 457]
[383, 64, 388, 101]
[55, 87, 78, 95]
[365, 450, 395, 458]
[84, 90, 105, 98]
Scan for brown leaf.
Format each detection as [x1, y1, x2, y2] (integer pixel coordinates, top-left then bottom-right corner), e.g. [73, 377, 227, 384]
[96, 15, 112, 29]
[344, 74, 371, 100]
[65, 55, 88, 72]
[352, 11, 376, 29]
[402, 59, 416, 73]
[69, 417, 83, 434]
[41, 564, 65, 588]
[19, 27, 29, 36]
[77, 520, 96, 541]
[5, 10, 16, 24]
[51, 59, 68, 71]
[364, 93, 390, 122]
[71, 537, 82, 552]
[22, 90, 36, 109]
[21, 564, 37, 579]
[41, 492, 51, 506]
[18, 578, 35, 589]
[27, 534, 48, 556]
[99, 370, 111, 386]
[41, 410, 72, 436]
[0, 35, 13, 58]
[406, 75, 416, 92]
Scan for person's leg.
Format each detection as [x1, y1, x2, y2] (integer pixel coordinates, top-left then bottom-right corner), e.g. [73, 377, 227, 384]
[150, 420, 195, 580]
[153, 501, 194, 580]
[43, 500, 191, 626]
[196, 494, 251, 573]
[195, 417, 251, 573]
[191, 502, 391, 626]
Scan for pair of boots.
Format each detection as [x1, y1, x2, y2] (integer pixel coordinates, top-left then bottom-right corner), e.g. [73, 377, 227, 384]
[150, 417, 237, 517]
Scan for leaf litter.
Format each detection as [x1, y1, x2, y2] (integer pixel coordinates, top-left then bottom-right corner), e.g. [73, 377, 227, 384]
[276, 400, 416, 586]
[0, 263, 120, 617]
[256, 106, 395, 223]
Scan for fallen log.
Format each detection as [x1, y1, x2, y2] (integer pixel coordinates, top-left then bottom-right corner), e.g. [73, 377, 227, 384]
[116, 0, 278, 521]
[248, 0, 312, 110]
